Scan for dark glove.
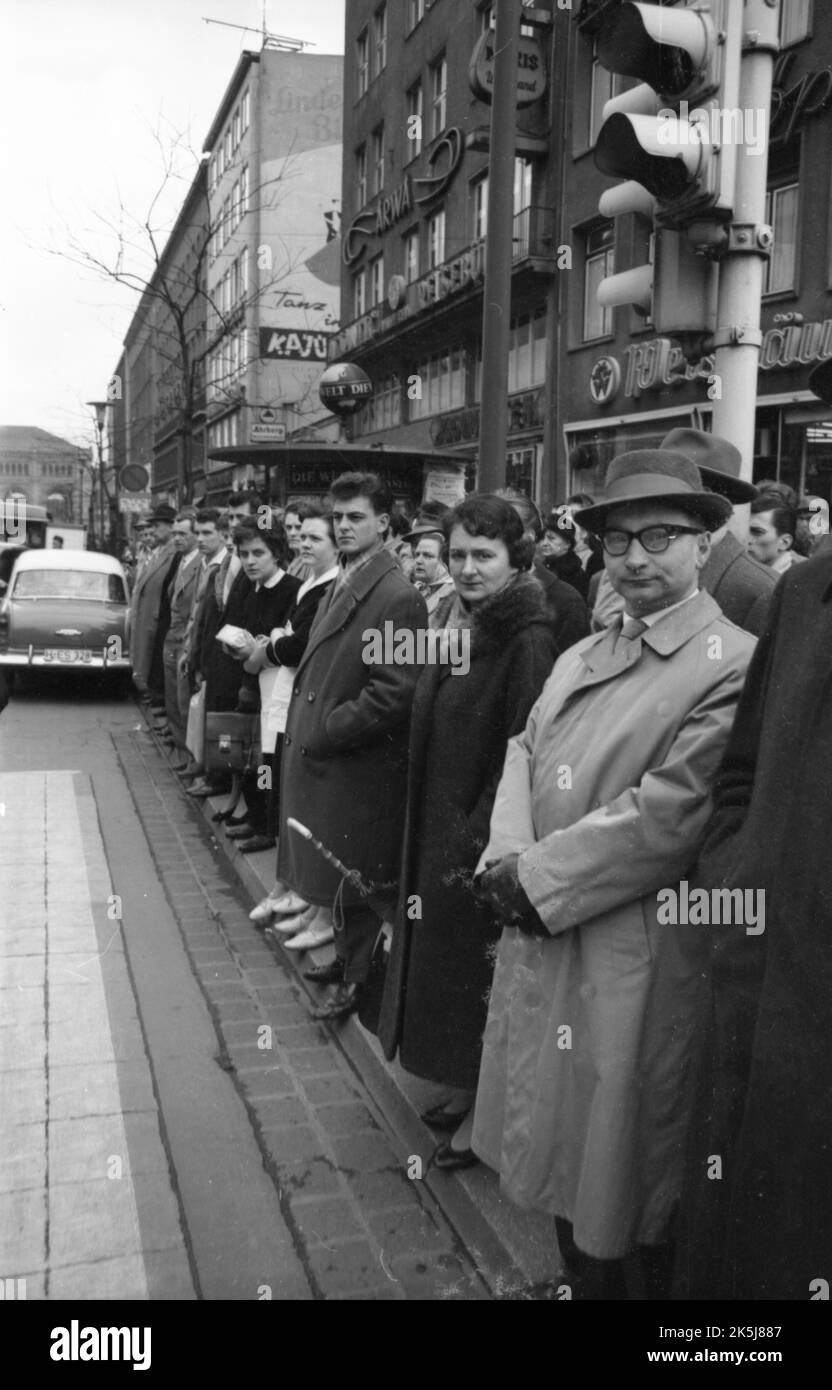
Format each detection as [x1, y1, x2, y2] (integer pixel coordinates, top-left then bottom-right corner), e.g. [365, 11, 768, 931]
[364, 882, 399, 924]
[476, 853, 549, 937]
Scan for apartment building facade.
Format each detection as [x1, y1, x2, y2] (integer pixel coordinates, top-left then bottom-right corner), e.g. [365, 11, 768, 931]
[117, 165, 210, 509]
[202, 47, 343, 497]
[331, 0, 559, 500]
[332, 0, 832, 510]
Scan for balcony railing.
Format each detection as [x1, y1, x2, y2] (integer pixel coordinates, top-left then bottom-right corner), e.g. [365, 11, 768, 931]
[511, 204, 556, 264]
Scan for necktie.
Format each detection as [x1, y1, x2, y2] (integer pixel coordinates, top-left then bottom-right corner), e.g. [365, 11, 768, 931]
[615, 616, 648, 652]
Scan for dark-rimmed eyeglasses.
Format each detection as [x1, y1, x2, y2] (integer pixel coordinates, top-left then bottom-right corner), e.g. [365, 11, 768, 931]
[601, 525, 705, 556]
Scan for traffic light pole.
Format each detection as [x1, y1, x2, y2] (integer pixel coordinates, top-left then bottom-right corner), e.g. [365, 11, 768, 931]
[477, 0, 520, 493]
[709, 0, 780, 512]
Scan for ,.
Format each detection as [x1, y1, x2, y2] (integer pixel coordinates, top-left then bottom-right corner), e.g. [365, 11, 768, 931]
[0, 549, 131, 686]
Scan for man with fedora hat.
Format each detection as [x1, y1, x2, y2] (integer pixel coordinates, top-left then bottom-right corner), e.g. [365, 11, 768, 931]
[404, 521, 455, 623]
[661, 428, 777, 636]
[470, 448, 755, 1298]
[130, 503, 178, 700]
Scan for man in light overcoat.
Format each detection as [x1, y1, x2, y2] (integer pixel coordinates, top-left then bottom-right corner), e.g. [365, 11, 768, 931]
[472, 450, 755, 1299]
[162, 511, 201, 751]
[130, 504, 177, 696]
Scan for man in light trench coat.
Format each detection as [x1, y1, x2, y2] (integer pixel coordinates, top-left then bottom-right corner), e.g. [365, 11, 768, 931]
[130, 504, 177, 698]
[473, 449, 755, 1299]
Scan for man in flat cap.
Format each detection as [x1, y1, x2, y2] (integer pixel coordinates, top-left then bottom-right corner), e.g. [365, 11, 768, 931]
[470, 448, 755, 1299]
[405, 521, 455, 624]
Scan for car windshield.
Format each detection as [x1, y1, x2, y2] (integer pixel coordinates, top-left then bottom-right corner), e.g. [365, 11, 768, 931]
[13, 570, 126, 602]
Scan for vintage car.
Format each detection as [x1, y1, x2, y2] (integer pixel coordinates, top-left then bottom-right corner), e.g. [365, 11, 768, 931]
[0, 549, 131, 682]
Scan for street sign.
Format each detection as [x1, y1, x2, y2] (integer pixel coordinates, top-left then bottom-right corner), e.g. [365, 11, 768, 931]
[119, 463, 149, 492]
[118, 494, 152, 514]
[259, 329, 331, 362]
[258, 407, 278, 423]
[468, 29, 547, 108]
[249, 423, 287, 442]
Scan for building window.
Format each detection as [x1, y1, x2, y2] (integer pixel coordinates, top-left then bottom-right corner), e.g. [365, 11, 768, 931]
[764, 183, 799, 294]
[410, 345, 467, 420]
[780, 0, 811, 46]
[403, 228, 420, 283]
[357, 27, 369, 97]
[508, 312, 547, 394]
[589, 58, 614, 147]
[473, 313, 546, 401]
[241, 90, 250, 132]
[406, 82, 423, 159]
[231, 252, 248, 304]
[355, 145, 368, 208]
[373, 5, 387, 77]
[209, 157, 217, 192]
[407, 0, 426, 34]
[218, 143, 225, 179]
[233, 108, 241, 148]
[509, 319, 532, 395]
[231, 181, 241, 230]
[225, 128, 233, 167]
[514, 157, 533, 215]
[240, 165, 249, 214]
[353, 268, 367, 319]
[372, 124, 385, 196]
[472, 174, 489, 240]
[369, 254, 384, 307]
[221, 198, 231, 247]
[430, 55, 447, 139]
[584, 222, 615, 340]
[427, 208, 445, 268]
[360, 374, 401, 434]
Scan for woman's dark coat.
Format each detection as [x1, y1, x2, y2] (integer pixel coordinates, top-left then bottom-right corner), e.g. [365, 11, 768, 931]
[236, 572, 301, 708]
[264, 575, 335, 668]
[675, 552, 832, 1299]
[542, 546, 589, 601]
[531, 561, 590, 653]
[377, 574, 557, 1090]
[241, 572, 300, 646]
[197, 563, 252, 712]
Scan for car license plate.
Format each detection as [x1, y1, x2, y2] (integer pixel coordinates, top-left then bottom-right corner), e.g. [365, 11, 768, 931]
[43, 648, 93, 663]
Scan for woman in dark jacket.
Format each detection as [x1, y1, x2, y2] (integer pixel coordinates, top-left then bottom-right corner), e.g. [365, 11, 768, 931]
[238, 506, 339, 939]
[377, 495, 557, 1169]
[538, 510, 590, 599]
[226, 520, 300, 852]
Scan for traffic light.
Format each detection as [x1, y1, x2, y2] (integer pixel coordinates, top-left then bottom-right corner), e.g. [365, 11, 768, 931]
[591, 0, 743, 355]
[594, 0, 743, 228]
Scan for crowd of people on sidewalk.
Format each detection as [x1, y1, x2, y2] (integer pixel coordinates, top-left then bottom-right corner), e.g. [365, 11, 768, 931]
[124, 439, 832, 1301]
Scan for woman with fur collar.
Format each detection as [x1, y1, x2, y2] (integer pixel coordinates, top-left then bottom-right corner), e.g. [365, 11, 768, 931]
[376, 495, 557, 1169]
